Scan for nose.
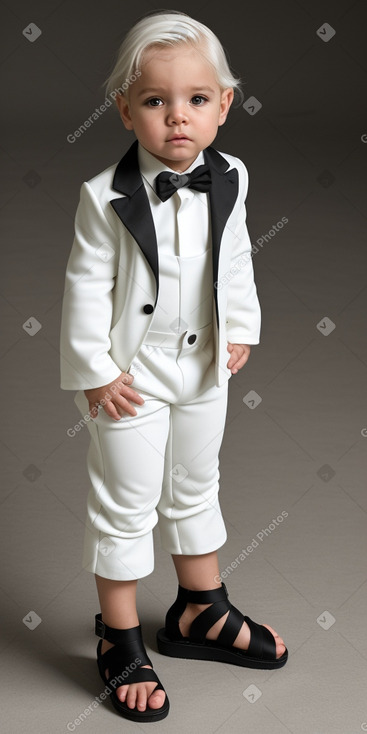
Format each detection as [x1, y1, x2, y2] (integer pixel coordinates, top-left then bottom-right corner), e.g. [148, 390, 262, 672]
[166, 101, 188, 125]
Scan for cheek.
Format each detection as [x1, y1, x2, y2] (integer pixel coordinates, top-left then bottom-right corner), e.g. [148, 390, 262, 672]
[202, 115, 218, 133]
[199, 108, 219, 126]
[139, 110, 161, 129]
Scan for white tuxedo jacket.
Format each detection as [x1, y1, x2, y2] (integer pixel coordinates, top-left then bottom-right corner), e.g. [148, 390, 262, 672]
[60, 140, 261, 390]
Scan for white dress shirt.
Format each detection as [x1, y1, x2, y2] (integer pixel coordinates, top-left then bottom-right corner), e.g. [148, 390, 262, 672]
[137, 143, 213, 335]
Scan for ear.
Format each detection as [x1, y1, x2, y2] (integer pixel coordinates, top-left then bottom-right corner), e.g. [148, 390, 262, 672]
[218, 88, 234, 126]
[115, 94, 134, 130]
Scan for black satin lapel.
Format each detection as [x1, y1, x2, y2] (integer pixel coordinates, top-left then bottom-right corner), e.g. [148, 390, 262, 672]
[110, 140, 159, 305]
[110, 187, 159, 305]
[205, 152, 239, 324]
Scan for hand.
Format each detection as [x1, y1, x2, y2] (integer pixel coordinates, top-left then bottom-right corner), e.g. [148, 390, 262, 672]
[84, 372, 144, 421]
[227, 343, 251, 374]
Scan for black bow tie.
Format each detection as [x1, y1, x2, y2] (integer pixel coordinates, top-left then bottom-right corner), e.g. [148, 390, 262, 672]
[155, 164, 211, 202]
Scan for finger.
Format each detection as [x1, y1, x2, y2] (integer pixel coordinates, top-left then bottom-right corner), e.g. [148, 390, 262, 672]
[118, 385, 145, 404]
[98, 384, 144, 407]
[112, 395, 139, 418]
[227, 351, 240, 369]
[103, 400, 136, 420]
[120, 371, 134, 385]
[113, 386, 145, 407]
[103, 402, 125, 421]
[231, 355, 248, 371]
[240, 349, 251, 366]
[228, 355, 245, 372]
[227, 347, 250, 371]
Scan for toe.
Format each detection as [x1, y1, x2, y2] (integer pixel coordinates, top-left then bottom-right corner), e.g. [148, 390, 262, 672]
[262, 624, 286, 659]
[136, 689, 148, 711]
[116, 684, 129, 703]
[148, 688, 166, 709]
[126, 685, 139, 710]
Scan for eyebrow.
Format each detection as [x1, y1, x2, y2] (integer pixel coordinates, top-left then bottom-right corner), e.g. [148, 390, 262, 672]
[137, 86, 216, 97]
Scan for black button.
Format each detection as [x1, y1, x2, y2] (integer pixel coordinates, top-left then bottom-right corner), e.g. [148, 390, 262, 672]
[188, 334, 197, 344]
[143, 304, 154, 314]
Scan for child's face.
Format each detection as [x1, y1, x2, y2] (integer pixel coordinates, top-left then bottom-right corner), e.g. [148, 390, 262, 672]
[116, 43, 234, 171]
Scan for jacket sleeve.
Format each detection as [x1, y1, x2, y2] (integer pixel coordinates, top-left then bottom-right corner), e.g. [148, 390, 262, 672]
[60, 181, 123, 390]
[224, 160, 261, 345]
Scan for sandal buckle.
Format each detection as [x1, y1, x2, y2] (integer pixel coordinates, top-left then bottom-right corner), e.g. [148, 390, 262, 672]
[95, 613, 106, 639]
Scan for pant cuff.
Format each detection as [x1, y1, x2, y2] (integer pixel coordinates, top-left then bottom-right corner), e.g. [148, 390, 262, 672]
[82, 521, 155, 580]
[157, 500, 227, 555]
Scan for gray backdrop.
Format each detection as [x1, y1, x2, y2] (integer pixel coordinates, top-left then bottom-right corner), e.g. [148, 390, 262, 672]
[1, 1, 367, 732]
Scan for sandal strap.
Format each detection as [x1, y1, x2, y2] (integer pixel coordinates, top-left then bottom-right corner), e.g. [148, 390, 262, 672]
[99, 643, 162, 689]
[98, 643, 150, 674]
[163, 584, 278, 662]
[182, 583, 229, 605]
[120, 667, 164, 691]
[95, 614, 152, 666]
[216, 604, 245, 647]
[245, 615, 277, 660]
[189, 600, 230, 642]
[190, 605, 277, 660]
[164, 583, 229, 640]
[96, 613, 141, 644]
[189, 599, 245, 646]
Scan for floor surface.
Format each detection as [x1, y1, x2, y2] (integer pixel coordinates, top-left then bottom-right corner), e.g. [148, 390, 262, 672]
[1, 1, 366, 732]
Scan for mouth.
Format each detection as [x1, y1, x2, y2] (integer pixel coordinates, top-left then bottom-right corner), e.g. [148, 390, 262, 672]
[167, 135, 191, 141]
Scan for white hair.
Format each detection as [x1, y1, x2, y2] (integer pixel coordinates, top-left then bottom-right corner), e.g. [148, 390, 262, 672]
[104, 10, 242, 102]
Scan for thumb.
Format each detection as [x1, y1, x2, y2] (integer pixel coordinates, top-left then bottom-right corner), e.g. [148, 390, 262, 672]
[121, 371, 134, 385]
[89, 403, 99, 419]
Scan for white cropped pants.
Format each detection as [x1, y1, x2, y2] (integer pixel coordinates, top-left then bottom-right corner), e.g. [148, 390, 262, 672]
[75, 323, 229, 580]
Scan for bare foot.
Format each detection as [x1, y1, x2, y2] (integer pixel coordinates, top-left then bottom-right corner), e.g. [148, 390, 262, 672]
[101, 639, 166, 711]
[178, 603, 286, 658]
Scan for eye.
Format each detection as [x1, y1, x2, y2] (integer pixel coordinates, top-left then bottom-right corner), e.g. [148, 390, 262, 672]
[191, 95, 208, 105]
[145, 97, 163, 106]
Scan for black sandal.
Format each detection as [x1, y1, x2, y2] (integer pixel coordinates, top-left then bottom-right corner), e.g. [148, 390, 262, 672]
[95, 613, 169, 722]
[157, 583, 288, 670]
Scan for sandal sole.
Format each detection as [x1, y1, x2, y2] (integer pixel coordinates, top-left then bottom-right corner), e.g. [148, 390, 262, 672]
[157, 628, 288, 670]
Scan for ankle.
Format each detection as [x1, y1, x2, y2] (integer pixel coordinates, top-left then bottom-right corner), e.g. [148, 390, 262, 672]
[103, 617, 139, 630]
[101, 638, 114, 652]
[178, 582, 222, 593]
[95, 575, 139, 630]
[186, 601, 211, 613]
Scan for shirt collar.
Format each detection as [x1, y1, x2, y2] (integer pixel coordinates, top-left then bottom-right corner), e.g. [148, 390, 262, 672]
[138, 142, 205, 193]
